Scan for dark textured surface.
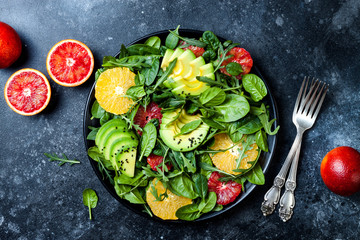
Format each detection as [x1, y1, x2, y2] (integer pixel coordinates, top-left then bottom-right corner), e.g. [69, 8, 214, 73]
[1, 0, 359, 239]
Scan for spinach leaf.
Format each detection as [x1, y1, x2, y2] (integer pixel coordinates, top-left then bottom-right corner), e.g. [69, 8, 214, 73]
[176, 203, 200, 221]
[169, 174, 199, 199]
[236, 115, 263, 134]
[95, 68, 105, 82]
[202, 50, 217, 62]
[126, 85, 146, 99]
[91, 100, 105, 119]
[126, 44, 161, 55]
[244, 162, 265, 185]
[226, 62, 243, 76]
[139, 122, 157, 160]
[145, 36, 161, 49]
[201, 118, 226, 130]
[114, 170, 148, 187]
[165, 25, 180, 49]
[199, 154, 213, 179]
[214, 94, 250, 122]
[82, 188, 98, 220]
[87, 126, 98, 141]
[255, 130, 268, 152]
[114, 182, 145, 204]
[242, 74, 267, 102]
[142, 58, 160, 86]
[202, 31, 220, 51]
[199, 87, 226, 107]
[194, 174, 208, 199]
[198, 191, 217, 213]
[100, 112, 112, 125]
[174, 119, 202, 137]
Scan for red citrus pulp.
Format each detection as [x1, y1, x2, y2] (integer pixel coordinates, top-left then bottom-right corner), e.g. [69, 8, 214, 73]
[0, 22, 22, 69]
[46, 39, 94, 87]
[320, 146, 360, 196]
[4, 68, 51, 116]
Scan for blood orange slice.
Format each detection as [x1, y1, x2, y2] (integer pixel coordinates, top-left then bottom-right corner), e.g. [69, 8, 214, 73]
[4, 68, 51, 116]
[46, 39, 94, 87]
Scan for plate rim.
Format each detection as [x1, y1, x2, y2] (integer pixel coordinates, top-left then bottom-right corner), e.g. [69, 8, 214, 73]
[83, 29, 279, 223]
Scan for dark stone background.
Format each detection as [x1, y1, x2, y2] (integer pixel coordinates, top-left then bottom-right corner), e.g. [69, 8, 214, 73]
[1, 0, 359, 239]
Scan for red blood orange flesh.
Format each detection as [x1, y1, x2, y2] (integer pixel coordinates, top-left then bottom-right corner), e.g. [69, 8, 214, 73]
[4, 68, 51, 116]
[46, 39, 94, 87]
[0, 22, 22, 69]
[320, 146, 360, 196]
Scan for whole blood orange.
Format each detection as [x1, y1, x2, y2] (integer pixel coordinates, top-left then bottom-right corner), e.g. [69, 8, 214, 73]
[0, 22, 22, 69]
[46, 39, 94, 87]
[4, 68, 51, 116]
[320, 146, 360, 196]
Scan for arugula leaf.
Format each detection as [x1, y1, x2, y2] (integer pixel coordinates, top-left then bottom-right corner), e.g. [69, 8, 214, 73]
[168, 29, 207, 48]
[44, 153, 80, 166]
[82, 188, 98, 220]
[152, 58, 177, 91]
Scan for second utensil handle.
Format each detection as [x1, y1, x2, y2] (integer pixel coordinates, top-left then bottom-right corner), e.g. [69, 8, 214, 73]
[261, 132, 303, 216]
[279, 142, 302, 222]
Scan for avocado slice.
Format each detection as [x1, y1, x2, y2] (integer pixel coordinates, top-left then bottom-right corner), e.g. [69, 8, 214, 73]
[160, 109, 210, 152]
[108, 131, 138, 164]
[183, 57, 206, 79]
[172, 50, 197, 77]
[172, 81, 210, 97]
[160, 49, 174, 69]
[161, 48, 185, 69]
[95, 119, 127, 153]
[115, 147, 137, 177]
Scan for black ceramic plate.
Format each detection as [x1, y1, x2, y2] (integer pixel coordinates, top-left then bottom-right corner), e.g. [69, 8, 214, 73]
[83, 29, 278, 222]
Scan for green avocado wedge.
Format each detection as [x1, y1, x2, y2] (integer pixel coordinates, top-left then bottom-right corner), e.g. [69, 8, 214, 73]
[159, 109, 210, 151]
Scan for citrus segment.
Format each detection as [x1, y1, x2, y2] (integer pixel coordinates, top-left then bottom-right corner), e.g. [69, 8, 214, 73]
[4, 68, 51, 116]
[209, 133, 259, 175]
[146, 178, 192, 220]
[46, 39, 94, 87]
[95, 67, 136, 115]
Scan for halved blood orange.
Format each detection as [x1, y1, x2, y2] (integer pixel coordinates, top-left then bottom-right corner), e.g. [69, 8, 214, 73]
[4, 68, 51, 116]
[46, 39, 94, 87]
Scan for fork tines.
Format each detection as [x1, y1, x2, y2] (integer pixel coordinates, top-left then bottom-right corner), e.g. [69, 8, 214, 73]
[295, 77, 329, 119]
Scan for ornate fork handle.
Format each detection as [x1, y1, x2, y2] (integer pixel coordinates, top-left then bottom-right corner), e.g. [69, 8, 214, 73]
[279, 142, 302, 222]
[261, 132, 303, 216]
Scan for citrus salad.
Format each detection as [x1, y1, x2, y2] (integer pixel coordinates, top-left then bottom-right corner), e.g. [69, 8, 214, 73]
[87, 27, 279, 221]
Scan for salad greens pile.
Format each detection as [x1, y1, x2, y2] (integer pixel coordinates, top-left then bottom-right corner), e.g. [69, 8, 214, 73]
[86, 27, 279, 221]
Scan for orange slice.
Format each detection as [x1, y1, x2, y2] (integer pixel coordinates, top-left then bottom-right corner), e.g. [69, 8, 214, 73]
[46, 39, 94, 87]
[209, 133, 259, 175]
[146, 178, 192, 220]
[95, 67, 136, 115]
[4, 68, 51, 116]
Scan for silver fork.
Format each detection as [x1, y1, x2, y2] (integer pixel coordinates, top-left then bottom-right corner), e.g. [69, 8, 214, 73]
[261, 77, 329, 220]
